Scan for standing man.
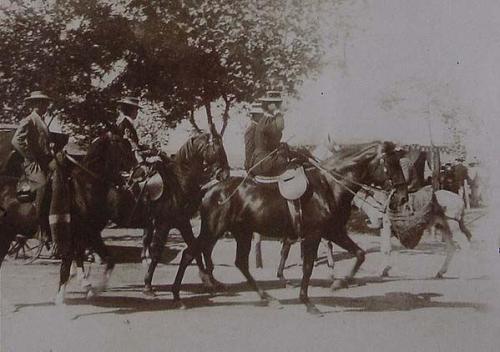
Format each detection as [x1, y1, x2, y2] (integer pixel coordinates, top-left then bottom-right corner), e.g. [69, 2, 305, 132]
[453, 157, 472, 208]
[244, 102, 264, 172]
[11, 90, 70, 246]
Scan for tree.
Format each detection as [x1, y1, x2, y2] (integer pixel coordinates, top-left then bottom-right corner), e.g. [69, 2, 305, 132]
[0, 0, 327, 143]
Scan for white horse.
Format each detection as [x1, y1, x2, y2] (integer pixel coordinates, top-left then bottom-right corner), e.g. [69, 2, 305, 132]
[358, 186, 473, 278]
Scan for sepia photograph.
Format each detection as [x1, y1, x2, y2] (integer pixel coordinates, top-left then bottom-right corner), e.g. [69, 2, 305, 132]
[1, 1, 499, 351]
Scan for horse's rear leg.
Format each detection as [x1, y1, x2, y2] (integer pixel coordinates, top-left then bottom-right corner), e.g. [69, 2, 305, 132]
[330, 228, 365, 290]
[89, 232, 114, 292]
[299, 237, 321, 315]
[234, 232, 279, 306]
[277, 238, 293, 285]
[141, 221, 154, 267]
[436, 232, 457, 278]
[378, 214, 393, 277]
[458, 217, 473, 241]
[322, 239, 335, 281]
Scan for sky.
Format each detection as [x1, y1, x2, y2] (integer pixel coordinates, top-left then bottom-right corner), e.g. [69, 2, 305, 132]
[165, 0, 500, 171]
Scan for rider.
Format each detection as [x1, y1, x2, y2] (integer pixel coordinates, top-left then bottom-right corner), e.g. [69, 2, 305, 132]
[11, 90, 70, 245]
[244, 102, 264, 172]
[248, 91, 291, 176]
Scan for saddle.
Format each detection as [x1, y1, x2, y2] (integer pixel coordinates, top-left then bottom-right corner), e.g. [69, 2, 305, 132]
[128, 164, 164, 202]
[253, 166, 309, 239]
[254, 166, 309, 200]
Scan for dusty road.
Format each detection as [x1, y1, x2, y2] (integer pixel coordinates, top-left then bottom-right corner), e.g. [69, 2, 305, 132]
[1, 209, 499, 352]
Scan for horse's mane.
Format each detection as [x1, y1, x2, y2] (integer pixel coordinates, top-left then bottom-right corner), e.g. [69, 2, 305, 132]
[175, 132, 209, 164]
[321, 141, 381, 171]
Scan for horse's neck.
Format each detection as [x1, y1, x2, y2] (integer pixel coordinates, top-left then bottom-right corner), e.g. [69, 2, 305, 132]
[174, 153, 204, 194]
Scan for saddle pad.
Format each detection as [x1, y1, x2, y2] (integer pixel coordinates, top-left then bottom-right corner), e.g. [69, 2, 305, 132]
[139, 172, 164, 202]
[278, 167, 308, 200]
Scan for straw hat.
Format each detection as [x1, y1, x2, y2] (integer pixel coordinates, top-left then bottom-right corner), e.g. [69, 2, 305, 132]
[117, 96, 141, 108]
[249, 102, 264, 115]
[24, 90, 52, 102]
[260, 91, 283, 103]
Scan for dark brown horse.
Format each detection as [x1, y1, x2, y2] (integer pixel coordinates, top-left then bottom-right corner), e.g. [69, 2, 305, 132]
[171, 141, 408, 314]
[54, 131, 137, 303]
[106, 131, 230, 296]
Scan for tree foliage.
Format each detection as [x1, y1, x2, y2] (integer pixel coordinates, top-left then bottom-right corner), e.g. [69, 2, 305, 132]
[0, 0, 326, 141]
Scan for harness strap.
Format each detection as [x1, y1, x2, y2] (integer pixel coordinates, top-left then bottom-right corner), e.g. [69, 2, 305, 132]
[65, 153, 100, 180]
[306, 157, 389, 210]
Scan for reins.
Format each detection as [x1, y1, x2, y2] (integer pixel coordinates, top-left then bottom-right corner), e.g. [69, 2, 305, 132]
[217, 135, 295, 205]
[305, 155, 390, 210]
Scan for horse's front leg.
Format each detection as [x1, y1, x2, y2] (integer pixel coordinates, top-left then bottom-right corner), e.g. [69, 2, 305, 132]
[235, 232, 281, 308]
[55, 254, 73, 305]
[143, 222, 168, 296]
[177, 220, 206, 279]
[299, 237, 321, 315]
[378, 214, 393, 277]
[254, 233, 263, 268]
[330, 227, 365, 290]
[277, 238, 293, 285]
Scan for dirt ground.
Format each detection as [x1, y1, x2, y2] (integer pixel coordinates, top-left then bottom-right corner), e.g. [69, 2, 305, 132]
[1, 209, 499, 352]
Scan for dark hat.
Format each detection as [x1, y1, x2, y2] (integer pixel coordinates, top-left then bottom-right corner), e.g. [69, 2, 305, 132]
[455, 157, 465, 162]
[117, 96, 141, 108]
[24, 90, 52, 102]
[260, 91, 283, 103]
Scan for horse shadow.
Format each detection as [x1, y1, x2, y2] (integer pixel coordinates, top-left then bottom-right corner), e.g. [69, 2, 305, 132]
[59, 289, 487, 320]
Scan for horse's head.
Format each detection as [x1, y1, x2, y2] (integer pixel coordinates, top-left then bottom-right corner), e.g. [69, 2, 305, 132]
[84, 131, 137, 185]
[368, 141, 408, 207]
[182, 130, 230, 182]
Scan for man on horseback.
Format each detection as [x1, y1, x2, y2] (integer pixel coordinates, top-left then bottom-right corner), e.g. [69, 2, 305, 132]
[245, 91, 308, 240]
[248, 91, 290, 176]
[244, 102, 264, 172]
[11, 90, 70, 246]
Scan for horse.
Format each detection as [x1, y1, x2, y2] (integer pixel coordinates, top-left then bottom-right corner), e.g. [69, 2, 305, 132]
[272, 143, 430, 284]
[106, 130, 230, 296]
[50, 131, 139, 304]
[171, 141, 408, 314]
[357, 176, 473, 279]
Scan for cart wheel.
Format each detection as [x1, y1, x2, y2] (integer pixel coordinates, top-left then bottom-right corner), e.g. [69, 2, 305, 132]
[8, 235, 53, 264]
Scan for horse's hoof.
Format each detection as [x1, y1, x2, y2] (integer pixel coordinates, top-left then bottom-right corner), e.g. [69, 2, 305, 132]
[143, 288, 157, 297]
[331, 279, 348, 290]
[54, 295, 65, 306]
[380, 267, 391, 277]
[210, 279, 226, 291]
[86, 287, 97, 300]
[306, 305, 323, 316]
[435, 272, 444, 279]
[266, 299, 283, 310]
[173, 299, 187, 310]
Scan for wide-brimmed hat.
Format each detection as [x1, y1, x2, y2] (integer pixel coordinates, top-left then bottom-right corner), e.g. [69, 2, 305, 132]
[24, 90, 52, 102]
[249, 102, 264, 115]
[117, 96, 141, 108]
[260, 91, 283, 103]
